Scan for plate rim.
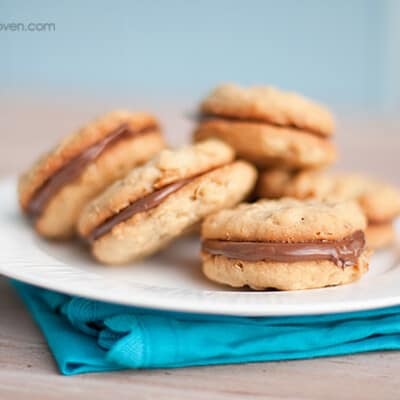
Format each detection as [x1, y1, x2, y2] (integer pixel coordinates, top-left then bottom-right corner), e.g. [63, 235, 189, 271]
[3, 264, 400, 316]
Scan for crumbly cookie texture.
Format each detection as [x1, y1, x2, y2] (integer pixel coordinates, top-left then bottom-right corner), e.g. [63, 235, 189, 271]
[202, 250, 370, 290]
[78, 139, 235, 236]
[194, 119, 336, 169]
[18, 110, 159, 210]
[89, 161, 257, 265]
[200, 83, 334, 136]
[34, 131, 164, 238]
[257, 169, 400, 223]
[202, 198, 366, 242]
[366, 223, 396, 250]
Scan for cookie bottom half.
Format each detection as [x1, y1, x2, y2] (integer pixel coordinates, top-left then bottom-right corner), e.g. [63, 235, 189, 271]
[194, 119, 336, 169]
[201, 251, 370, 291]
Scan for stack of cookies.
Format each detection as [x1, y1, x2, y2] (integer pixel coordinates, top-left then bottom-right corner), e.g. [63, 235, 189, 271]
[193, 83, 336, 170]
[192, 83, 400, 250]
[18, 84, 399, 291]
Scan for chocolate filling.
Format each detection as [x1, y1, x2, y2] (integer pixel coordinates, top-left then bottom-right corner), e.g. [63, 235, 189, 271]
[87, 177, 195, 243]
[27, 123, 156, 217]
[368, 218, 394, 227]
[197, 114, 325, 137]
[202, 230, 365, 267]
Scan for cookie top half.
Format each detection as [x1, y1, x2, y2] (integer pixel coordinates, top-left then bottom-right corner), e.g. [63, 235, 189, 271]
[202, 198, 366, 242]
[258, 170, 400, 223]
[200, 83, 334, 136]
[19, 111, 160, 211]
[78, 139, 235, 236]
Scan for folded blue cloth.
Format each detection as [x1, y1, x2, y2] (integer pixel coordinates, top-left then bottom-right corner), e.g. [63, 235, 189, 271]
[13, 280, 400, 375]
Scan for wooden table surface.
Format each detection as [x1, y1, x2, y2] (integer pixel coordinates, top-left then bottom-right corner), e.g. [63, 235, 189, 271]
[1, 98, 399, 399]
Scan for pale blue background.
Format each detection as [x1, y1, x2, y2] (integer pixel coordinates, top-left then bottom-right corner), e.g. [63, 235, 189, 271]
[1, 0, 399, 111]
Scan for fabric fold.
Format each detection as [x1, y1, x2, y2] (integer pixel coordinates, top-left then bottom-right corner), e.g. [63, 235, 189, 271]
[13, 280, 400, 375]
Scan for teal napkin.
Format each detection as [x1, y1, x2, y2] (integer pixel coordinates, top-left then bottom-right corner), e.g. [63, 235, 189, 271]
[13, 281, 400, 375]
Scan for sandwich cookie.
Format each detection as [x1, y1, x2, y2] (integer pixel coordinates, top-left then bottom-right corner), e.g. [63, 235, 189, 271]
[257, 169, 400, 249]
[18, 111, 165, 239]
[78, 139, 257, 265]
[193, 83, 336, 169]
[201, 199, 370, 290]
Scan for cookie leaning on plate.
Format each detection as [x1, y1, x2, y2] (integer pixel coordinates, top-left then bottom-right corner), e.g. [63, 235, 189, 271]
[257, 169, 400, 249]
[78, 139, 257, 265]
[18, 111, 165, 239]
[201, 199, 370, 290]
[193, 83, 336, 169]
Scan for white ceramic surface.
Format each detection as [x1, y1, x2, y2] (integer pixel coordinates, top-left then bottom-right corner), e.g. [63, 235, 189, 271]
[1, 177, 399, 316]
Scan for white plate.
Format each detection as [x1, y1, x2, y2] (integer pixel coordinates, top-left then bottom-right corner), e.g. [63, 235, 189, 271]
[1, 177, 399, 316]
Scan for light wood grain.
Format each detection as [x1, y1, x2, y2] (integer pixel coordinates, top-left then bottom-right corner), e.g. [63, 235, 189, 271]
[1, 97, 400, 399]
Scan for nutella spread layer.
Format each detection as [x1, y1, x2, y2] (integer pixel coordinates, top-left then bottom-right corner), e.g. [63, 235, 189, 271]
[87, 176, 196, 242]
[367, 218, 394, 226]
[27, 123, 156, 217]
[197, 114, 326, 138]
[202, 230, 365, 267]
